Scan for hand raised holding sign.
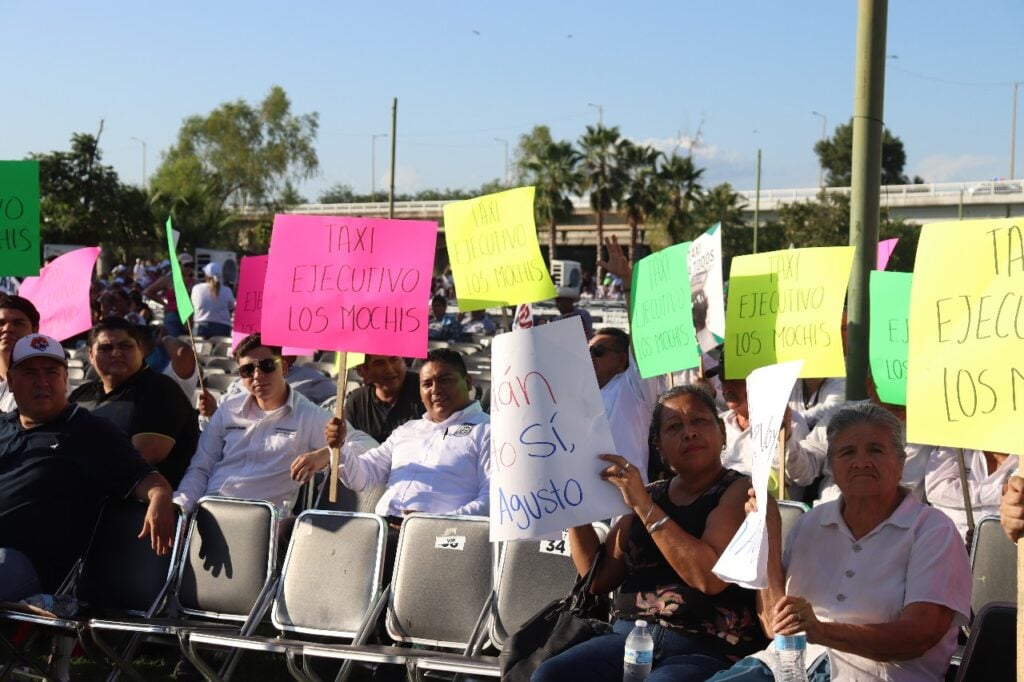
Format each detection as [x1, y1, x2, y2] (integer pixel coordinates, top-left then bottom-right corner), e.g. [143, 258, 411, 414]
[598, 453, 650, 511]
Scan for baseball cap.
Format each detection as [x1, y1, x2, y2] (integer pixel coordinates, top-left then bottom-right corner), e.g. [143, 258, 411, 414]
[203, 262, 221, 278]
[11, 334, 68, 368]
[178, 253, 195, 265]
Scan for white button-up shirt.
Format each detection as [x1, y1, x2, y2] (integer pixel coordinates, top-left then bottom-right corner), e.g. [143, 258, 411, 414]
[173, 386, 377, 513]
[338, 401, 491, 517]
[601, 352, 664, 483]
[753, 495, 971, 681]
[925, 448, 1019, 539]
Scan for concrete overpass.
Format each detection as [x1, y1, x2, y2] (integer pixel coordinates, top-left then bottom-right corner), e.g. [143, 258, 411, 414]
[248, 178, 1024, 248]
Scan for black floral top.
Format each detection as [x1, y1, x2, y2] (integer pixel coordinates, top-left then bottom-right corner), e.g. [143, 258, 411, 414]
[614, 469, 768, 660]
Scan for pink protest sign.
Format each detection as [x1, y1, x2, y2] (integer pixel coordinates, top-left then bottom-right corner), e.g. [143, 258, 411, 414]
[877, 238, 898, 271]
[233, 254, 312, 355]
[261, 214, 438, 357]
[18, 247, 99, 341]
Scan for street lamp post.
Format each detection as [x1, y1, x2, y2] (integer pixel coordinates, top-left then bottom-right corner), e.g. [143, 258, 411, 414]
[371, 133, 387, 203]
[130, 136, 147, 190]
[494, 138, 509, 187]
[811, 111, 828, 188]
[587, 102, 604, 126]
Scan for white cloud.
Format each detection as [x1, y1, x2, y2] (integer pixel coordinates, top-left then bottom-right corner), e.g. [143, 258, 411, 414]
[381, 164, 421, 193]
[913, 154, 1000, 183]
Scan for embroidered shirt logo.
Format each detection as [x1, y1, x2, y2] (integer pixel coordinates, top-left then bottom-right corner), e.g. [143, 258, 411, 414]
[450, 424, 473, 437]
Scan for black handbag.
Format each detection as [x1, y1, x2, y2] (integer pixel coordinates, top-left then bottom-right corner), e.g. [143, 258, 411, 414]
[498, 547, 612, 681]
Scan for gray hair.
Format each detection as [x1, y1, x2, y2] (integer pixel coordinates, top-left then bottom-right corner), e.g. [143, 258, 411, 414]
[825, 402, 906, 463]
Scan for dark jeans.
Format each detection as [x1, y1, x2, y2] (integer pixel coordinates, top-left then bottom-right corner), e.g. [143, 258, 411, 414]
[0, 548, 42, 601]
[706, 653, 831, 681]
[194, 321, 232, 339]
[531, 619, 732, 682]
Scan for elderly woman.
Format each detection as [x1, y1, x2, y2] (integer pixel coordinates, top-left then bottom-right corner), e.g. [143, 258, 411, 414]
[707, 403, 971, 681]
[532, 386, 768, 682]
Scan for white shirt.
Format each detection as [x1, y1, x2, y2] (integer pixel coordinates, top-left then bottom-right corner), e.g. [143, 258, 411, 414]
[788, 377, 846, 429]
[190, 282, 236, 325]
[338, 401, 490, 517]
[601, 352, 663, 482]
[163, 361, 199, 400]
[173, 386, 377, 513]
[753, 496, 971, 681]
[720, 409, 815, 487]
[925, 448, 1019, 539]
[0, 380, 15, 412]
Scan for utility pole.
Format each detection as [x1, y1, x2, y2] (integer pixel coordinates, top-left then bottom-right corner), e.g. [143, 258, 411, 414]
[588, 102, 603, 126]
[371, 133, 387, 203]
[753, 149, 762, 253]
[388, 98, 397, 219]
[130, 137, 147, 190]
[846, 0, 888, 401]
[495, 138, 509, 187]
[1011, 81, 1021, 179]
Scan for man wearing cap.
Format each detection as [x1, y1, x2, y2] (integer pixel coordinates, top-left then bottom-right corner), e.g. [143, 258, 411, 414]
[0, 295, 41, 413]
[69, 317, 199, 488]
[0, 334, 174, 601]
[552, 289, 594, 339]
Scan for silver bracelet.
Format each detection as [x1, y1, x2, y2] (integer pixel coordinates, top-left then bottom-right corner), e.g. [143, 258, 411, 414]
[646, 514, 670, 534]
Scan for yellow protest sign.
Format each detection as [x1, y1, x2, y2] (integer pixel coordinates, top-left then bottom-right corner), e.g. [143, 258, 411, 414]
[906, 218, 1024, 453]
[724, 246, 853, 380]
[443, 186, 557, 311]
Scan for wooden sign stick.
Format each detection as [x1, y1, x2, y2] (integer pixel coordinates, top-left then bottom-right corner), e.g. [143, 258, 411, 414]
[777, 428, 786, 501]
[329, 351, 349, 503]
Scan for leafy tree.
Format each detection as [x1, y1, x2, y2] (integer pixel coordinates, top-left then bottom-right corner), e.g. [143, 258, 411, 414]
[515, 125, 580, 261]
[814, 119, 922, 187]
[30, 133, 154, 262]
[318, 183, 359, 203]
[616, 140, 660, 263]
[648, 152, 704, 244]
[151, 84, 317, 244]
[578, 125, 626, 276]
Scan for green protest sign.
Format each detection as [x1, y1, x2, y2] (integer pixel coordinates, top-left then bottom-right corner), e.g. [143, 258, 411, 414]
[630, 242, 699, 378]
[0, 161, 41, 276]
[869, 270, 911, 405]
[164, 217, 195, 323]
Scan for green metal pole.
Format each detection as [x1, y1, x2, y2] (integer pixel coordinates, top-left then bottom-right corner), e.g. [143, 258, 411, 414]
[388, 98, 397, 219]
[846, 0, 888, 401]
[753, 149, 762, 253]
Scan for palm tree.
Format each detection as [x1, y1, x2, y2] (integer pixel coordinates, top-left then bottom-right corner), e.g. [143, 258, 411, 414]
[517, 127, 581, 262]
[578, 125, 626, 278]
[616, 141, 661, 261]
[651, 152, 705, 244]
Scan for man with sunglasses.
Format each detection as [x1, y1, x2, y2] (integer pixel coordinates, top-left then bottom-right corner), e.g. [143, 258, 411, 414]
[174, 333, 376, 514]
[70, 317, 199, 488]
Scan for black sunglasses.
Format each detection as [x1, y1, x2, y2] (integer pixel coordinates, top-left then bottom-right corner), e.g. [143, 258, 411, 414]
[589, 344, 620, 358]
[238, 357, 281, 378]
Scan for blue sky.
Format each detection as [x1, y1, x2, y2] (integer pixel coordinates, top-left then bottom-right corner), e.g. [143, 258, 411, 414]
[6, 1, 1023, 198]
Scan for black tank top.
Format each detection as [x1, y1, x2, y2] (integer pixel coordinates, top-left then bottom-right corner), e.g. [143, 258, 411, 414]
[614, 469, 768, 660]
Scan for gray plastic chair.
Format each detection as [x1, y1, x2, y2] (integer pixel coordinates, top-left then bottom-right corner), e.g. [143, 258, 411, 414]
[187, 511, 388, 681]
[777, 499, 809, 550]
[953, 601, 1016, 681]
[969, 515, 1017, 617]
[88, 497, 279, 680]
[301, 514, 495, 674]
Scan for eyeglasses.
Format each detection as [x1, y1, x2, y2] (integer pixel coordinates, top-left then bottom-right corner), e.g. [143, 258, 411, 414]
[589, 344, 620, 358]
[95, 341, 139, 355]
[238, 357, 281, 379]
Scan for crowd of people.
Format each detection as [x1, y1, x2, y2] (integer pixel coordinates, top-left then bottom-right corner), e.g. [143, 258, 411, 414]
[0, 239, 1019, 681]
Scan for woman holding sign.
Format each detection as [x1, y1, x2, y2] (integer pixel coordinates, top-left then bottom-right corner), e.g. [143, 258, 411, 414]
[532, 385, 768, 682]
[707, 403, 971, 681]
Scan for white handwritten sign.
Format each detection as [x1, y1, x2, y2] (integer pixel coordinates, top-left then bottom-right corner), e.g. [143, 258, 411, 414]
[713, 360, 802, 589]
[489, 317, 628, 541]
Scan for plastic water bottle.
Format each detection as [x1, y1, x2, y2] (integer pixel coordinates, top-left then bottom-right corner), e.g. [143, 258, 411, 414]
[623, 619, 654, 682]
[774, 633, 808, 682]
